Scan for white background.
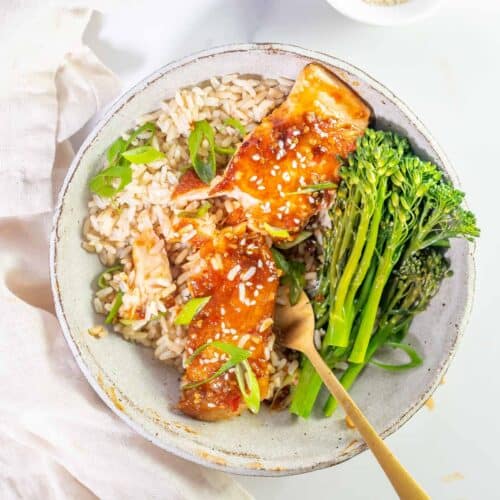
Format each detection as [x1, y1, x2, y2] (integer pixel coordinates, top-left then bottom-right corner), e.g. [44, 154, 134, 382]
[78, 0, 500, 498]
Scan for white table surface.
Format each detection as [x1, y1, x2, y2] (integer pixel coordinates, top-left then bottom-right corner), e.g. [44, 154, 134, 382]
[79, 0, 500, 498]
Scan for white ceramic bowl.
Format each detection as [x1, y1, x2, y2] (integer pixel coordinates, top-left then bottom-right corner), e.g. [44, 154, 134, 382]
[50, 43, 475, 476]
[325, 0, 443, 26]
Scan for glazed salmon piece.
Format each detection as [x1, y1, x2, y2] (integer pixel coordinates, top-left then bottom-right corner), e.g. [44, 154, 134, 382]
[210, 63, 371, 238]
[178, 224, 279, 421]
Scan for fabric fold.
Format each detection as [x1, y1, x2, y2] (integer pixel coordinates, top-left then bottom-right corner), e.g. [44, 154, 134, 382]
[0, 3, 250, 499]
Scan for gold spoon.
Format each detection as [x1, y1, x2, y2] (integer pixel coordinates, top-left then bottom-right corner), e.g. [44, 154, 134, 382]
[275, 291, 429, 500]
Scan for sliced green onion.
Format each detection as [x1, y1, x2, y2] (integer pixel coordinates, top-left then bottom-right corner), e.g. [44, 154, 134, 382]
[90, 163, 132, 198]
[119, 319, 137, 326]
[186, 340, 250, 366]
[183, 340, 251, 389]
[214, 145, 236, 155]
[235, 359, 260, 413]
[370, 341, 423, 372]
[263, 223, 290, 239]
[276, 231, 312, 250]
[271, 248, 306, 306]
[125, 122, 156, 148]
[271, 248, 290, 273]
[188, 120, 216, 184]
[107, 137, 127, 165]
[174, 296, 211, 325]
[122, 146, 165, 164]
[96, 265, 123, 288]
[288, 182, 338, 195]
[105, 291, 123, 324]
[178, 201, 211, 219]
[224, 117, 247, 136]
[90, 122, 158, 198]
[299, 182, 338, 192]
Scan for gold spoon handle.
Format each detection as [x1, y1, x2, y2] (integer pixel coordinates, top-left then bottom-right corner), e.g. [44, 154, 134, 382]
[305, 346, 430, 500]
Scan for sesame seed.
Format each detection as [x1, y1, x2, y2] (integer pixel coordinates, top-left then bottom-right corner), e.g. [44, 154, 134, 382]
[252, 153, 261, 161]
[291, 160, 297, 169]
[239, 283, 246, 303]
[270, 170, 277, 176]
[257, 259, 263, 268]
[227, 264, 241, 281]
[267, 276, 275, 282]
[257, 185, 265, 191]
[242, 266, 257, 281]
[256, 178, 263, 185]
[273, 165, 280, 171]
[309, 196, 315, 204]
[278, 140, 284, 149]
[293, 218, 300, 224]
[282, 172, 291, 182]
[250, 175, 258, 182]
[276, 150, 285, 160]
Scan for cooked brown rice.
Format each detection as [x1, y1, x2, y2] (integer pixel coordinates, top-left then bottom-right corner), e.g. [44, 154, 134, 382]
[82, 73, 327, 403]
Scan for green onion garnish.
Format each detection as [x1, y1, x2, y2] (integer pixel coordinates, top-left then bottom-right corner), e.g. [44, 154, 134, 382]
[89, 163, 132, 198]
[174, 296, 211, 325]
[275, 231, 312, 250]
[105, 291, 123, 324]
[96, 265, 123, 289]
[370, 341, 423, 372]
[90, 122, 158, 198]
[121, 145, 165, 164]
[235, 359, 260, 413]
[288, 182, 338, 196]
[183, 340, 251, 389]
[263, 223, 290, 239]
[119, 319, 137, 326]
[106, 137, 127, 165]
[299, 182, 337, 192]
[177, 201, 211, 219]
[224, 117, 247, 136]
[188, 120, 217, 184]
[271, 248, 306, 306]
[214, 145, 236, 155]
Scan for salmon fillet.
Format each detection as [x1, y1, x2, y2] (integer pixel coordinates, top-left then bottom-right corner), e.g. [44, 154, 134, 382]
[210, 63, 371, 238]
[178, 224, 279, 421]
[176, 64, 370, 420]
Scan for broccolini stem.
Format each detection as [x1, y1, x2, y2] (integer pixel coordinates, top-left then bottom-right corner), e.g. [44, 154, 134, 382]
[349, 245, 396, 363]
[327, 205, 372, 347]
[329, 178, 388, 347]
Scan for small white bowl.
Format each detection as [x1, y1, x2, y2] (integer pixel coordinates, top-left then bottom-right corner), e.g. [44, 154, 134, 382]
[325, 0, 443, 26]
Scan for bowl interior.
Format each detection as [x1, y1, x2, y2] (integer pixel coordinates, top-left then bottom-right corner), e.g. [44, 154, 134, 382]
[51, 44, 474, 476]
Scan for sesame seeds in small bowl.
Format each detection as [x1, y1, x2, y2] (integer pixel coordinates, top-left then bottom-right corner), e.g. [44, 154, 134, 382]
[324, 0, 443, 26]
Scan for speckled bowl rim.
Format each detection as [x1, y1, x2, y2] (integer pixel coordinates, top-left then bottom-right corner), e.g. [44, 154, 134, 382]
[50, 43, 476, 476]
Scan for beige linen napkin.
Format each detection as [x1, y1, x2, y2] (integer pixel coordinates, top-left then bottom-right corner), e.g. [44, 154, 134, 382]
[0, 4, 250, 499]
